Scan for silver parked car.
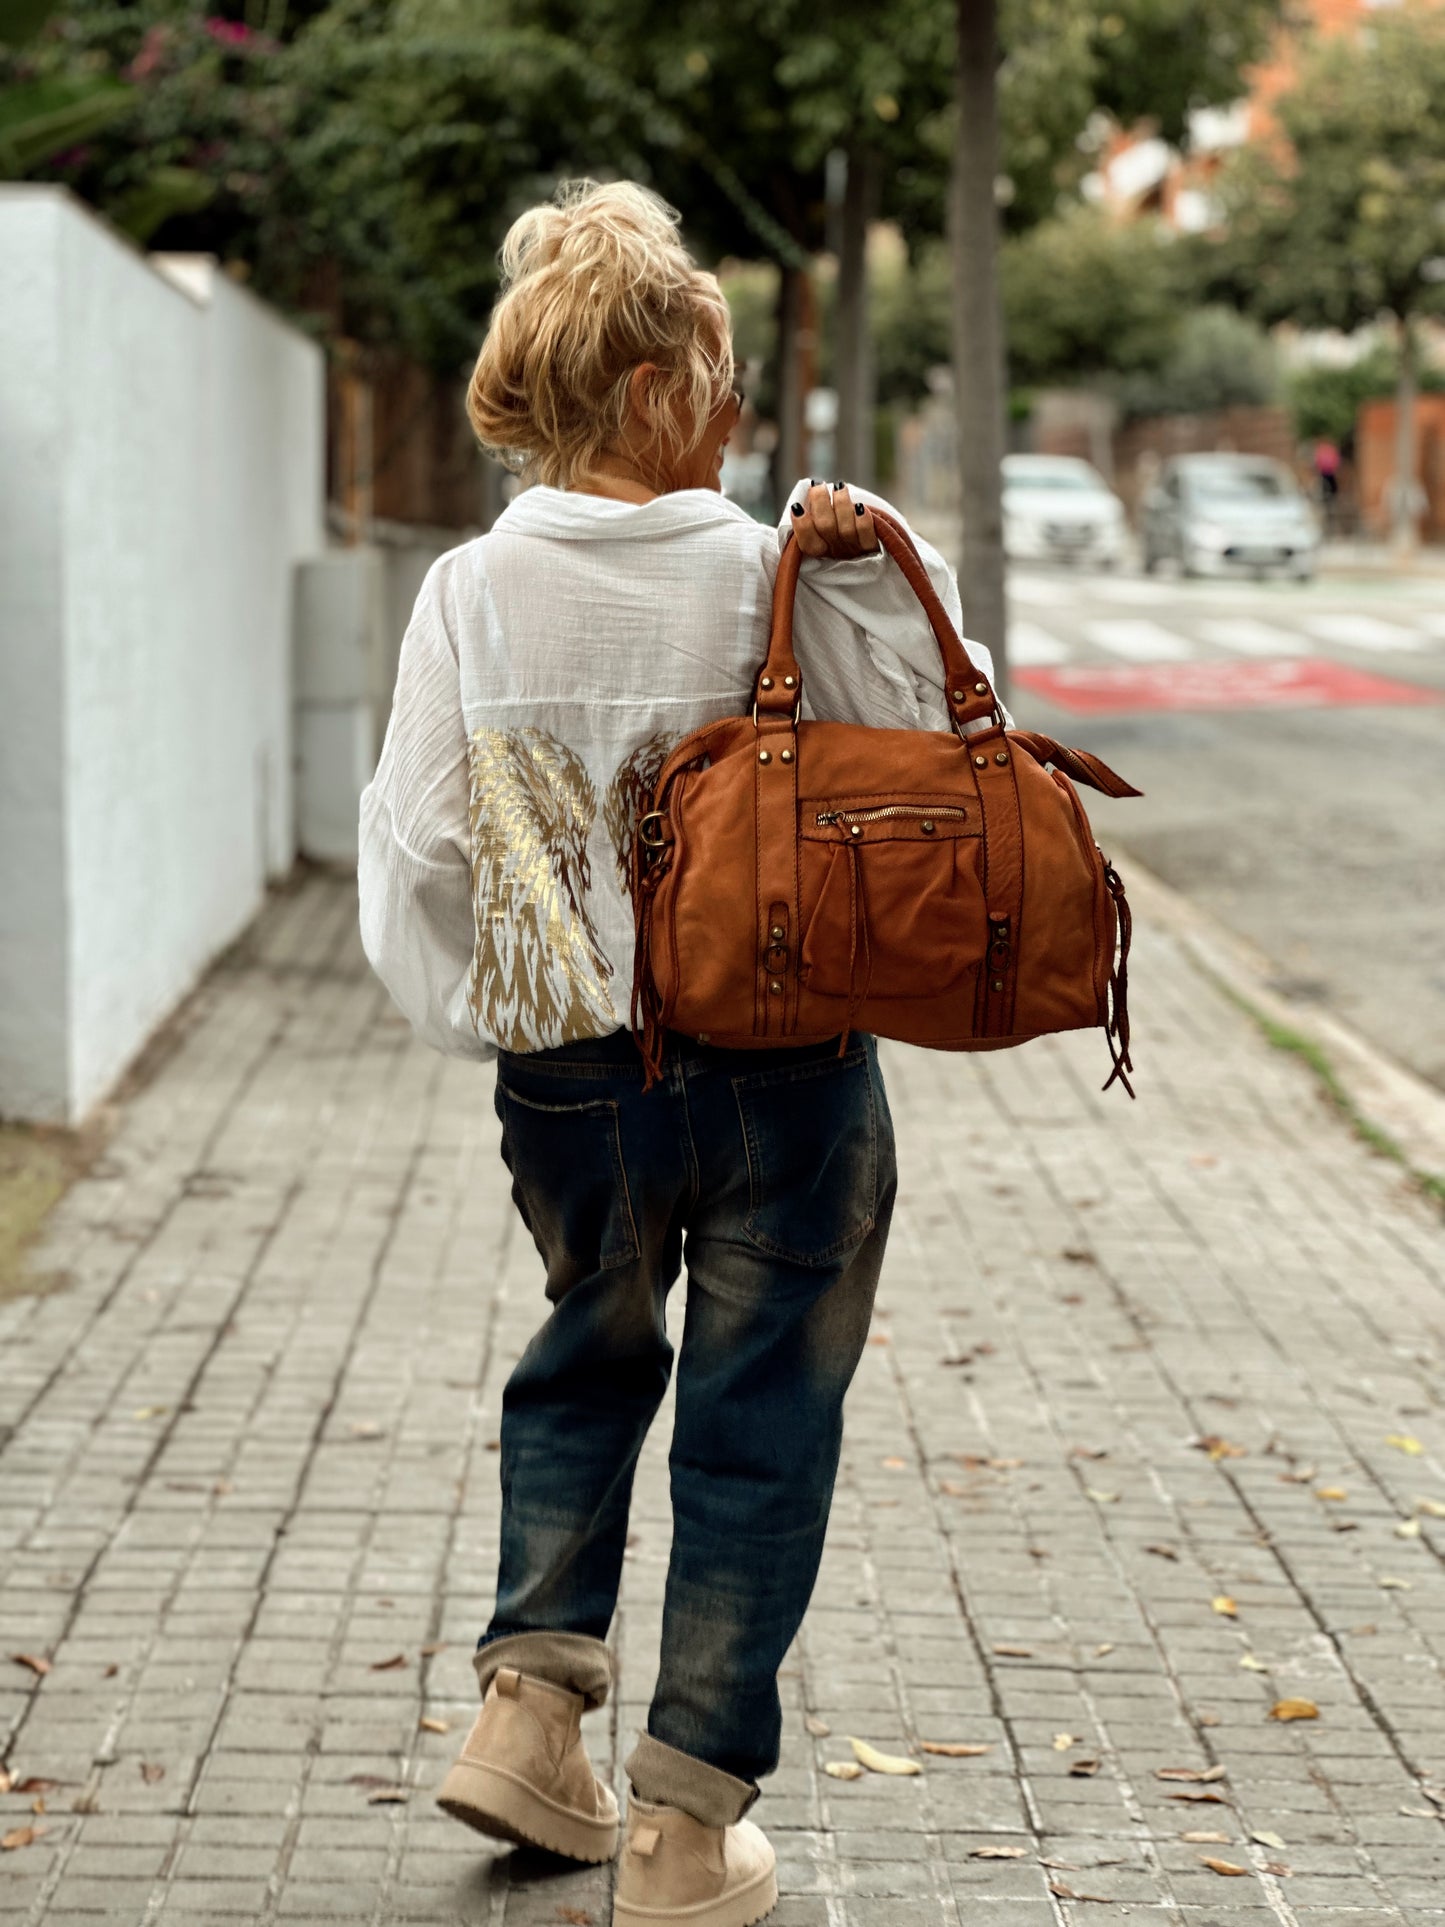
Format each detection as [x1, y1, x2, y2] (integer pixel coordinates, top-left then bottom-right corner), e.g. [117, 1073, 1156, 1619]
[1141, 454, 1320, 582]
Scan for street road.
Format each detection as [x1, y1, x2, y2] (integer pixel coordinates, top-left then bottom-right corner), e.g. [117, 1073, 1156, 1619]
[998, 563, 1445, 1090]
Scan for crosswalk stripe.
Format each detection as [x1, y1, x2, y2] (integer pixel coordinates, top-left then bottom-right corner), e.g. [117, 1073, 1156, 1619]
[1302, 614, 1427, 652]
[1196, 617, 1308, 657]
[1083, 619, 1194, 662]
[1008, 576, 1074, 607]
[1007, 621, 1070, 666]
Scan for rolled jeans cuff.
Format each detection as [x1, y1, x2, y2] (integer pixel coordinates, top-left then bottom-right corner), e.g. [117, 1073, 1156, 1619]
[473, 1631, 612, 1713]
[625, 1731, 759, 1827]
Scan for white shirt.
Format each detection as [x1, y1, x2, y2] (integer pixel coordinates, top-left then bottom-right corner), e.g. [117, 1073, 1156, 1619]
[358, 480, 1005, 1061]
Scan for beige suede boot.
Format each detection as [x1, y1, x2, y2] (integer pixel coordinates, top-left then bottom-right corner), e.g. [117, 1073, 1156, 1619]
[612, 1795, 777, 1927]
[437, 1663, 619, 1862]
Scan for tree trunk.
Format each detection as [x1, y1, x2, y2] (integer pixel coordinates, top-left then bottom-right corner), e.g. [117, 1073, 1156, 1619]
[1392, 314, 1419, 555]
[949, 0, 1008, 700]
[774, 262, 812, 507]
[835, 146, 877, 489]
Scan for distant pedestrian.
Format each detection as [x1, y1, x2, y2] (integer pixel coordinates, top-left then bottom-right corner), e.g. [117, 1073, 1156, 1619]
[1312, 438, 1341, 528]
[358, 179, 1003, 1927]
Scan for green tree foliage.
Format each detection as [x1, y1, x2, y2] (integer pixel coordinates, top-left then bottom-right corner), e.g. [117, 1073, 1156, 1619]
[1220, 9, 1445, 335]
[1117, 304, 1278, 419]
[1287, 344, 1445, 448]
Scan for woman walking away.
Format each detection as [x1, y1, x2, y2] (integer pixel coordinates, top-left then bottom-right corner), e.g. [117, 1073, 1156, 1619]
[358, 179, 1004, 1927]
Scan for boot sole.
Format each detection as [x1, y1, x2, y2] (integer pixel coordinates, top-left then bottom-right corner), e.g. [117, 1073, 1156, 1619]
[436, 1757, 620, 1863]
[612, 1861, 778, 1927]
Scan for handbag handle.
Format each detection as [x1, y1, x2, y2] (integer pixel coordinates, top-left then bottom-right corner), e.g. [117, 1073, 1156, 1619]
[755, 504, 1000, 731]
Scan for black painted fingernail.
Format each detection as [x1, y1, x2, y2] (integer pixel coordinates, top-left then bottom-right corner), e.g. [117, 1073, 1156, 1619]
[790, 503, 802, 515]
[855, 503, 866, 516]
[833, 480, 845, 490]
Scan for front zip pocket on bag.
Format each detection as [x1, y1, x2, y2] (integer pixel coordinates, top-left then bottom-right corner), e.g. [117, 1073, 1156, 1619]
[815, 804, 968, 830]
[798, 799, 987, 1001]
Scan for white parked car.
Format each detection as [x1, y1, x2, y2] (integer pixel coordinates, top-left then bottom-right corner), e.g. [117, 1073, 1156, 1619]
[1002, 455, 1128, 567]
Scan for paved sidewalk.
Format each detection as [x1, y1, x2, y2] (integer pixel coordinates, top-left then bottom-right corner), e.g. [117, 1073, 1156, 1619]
[2, 873, 1443, 1927]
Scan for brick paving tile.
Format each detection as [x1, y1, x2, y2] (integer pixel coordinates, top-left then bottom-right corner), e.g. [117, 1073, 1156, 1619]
[1, 872, 1442, 1927]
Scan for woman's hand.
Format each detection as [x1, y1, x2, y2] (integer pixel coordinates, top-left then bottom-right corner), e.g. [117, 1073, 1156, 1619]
[789, 479, 878, 558]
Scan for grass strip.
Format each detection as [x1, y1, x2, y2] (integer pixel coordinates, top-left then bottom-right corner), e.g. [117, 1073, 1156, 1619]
[1215, 981, 1445, 1214]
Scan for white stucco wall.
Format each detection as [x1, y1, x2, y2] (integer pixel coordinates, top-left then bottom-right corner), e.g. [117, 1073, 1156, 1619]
[0, 188, 325, 1123]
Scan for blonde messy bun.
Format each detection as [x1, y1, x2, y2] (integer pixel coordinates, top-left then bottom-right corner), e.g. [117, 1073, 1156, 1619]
[467, 179, 733, 489]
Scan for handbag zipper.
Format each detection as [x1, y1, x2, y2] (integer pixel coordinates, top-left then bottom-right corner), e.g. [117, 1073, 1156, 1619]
[815, 804, 968, 827]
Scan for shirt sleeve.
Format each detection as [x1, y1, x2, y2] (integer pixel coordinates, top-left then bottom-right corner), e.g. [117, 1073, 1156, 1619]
[357, 560, 493, 1061]
[773, 478, 1013, 734]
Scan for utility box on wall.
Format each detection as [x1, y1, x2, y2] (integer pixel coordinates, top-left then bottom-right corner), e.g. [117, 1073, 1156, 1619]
[293, 548, 388, 865]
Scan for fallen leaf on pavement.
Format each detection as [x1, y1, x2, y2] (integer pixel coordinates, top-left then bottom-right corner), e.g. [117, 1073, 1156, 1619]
[1052, 1733, 1077, 1751]
[1198, 1712, 1221, 1727]
[1200, 1857, 1249, 1876]
[1416, 1497, 1445, 1517]
[1400, 1805, 1439, 1819]
[1182, 1830, 1232, 1844]
[139, 1763, 165, 1784]
[1394, 1519, 1422, 1539]
[970, 1845, 1026, 1859]
[992, 1643, 1033, 1658]
[1239, 1654, 1268, 1672]
[1278, 1466, 1317, 1482]
[1094, 1642, 1115, 1656]
[920, 1741, 991, 1757]
[1250, 1829, 1286, 1849]
[556, 1909, 595, 1925]
[9, 1655, 51, 1678]
[419, 1643, 447, 1658]
[132, 1406, 168, 1421]
[823, 1761, 864, 1780]
[880, 1456, 906, 1470]
[1084, 1488, 1119, 1504]
[370, 1654, 408, 1671]
[1048, 1880, 1111, 1902]
[1070, 1445, 1109, 1460]
[1167, 1789, 1227, 1804]
[848, 1738, 920, 1776]
[366, 1786, 408, 1804]
[1194, 1436, 1246, 1460]
[1212, 1596, 1238, 1617]
[1267, 1698, 1319, 1722]
[1145, 1543, 1179, 1560]
[1262, 1859, 1292, 1876]
[349, 1421, 384, 1438]
[804, 1715, 831, 1737]
[1314, 1486, 1348, 1501]
[418, 1717, 450, 1735]
[1385, 1434, 1423, 1455]
[11, 1778, 63, 1796]
[1156, 1765, 1227, 1783]
[1, 1826, 45, 1852]
[1068, 1757, 1101, 1777]
[937, 1481, 969, 1497]
[348, 1773, 398, 1789]
[1378, 1576, 1412, 1589]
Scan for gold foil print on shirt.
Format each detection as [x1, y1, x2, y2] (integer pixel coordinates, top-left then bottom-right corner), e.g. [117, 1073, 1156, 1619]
[467, 728, 616, 1049]
[604, 730, 679, 904]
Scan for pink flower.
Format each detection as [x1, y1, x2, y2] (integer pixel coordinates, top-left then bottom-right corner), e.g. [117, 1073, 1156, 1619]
[204, 17, 254, 46]
[127, 22, 171, 78]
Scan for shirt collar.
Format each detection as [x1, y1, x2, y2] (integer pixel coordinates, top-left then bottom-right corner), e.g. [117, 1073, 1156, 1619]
[493, 484, 759, 542]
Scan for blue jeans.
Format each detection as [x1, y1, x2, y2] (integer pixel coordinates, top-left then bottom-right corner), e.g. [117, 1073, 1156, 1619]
[482, 1027, 896, 1805]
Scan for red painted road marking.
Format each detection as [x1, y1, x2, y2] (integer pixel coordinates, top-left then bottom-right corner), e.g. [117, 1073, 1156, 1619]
[1015, 656, 1441, 715]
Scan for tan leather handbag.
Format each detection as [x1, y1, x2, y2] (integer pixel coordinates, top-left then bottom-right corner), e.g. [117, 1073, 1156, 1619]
[630, 508, 1141, 1092]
